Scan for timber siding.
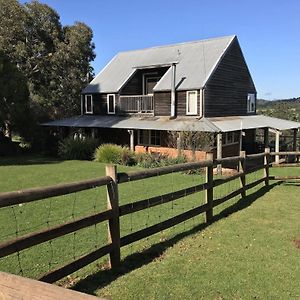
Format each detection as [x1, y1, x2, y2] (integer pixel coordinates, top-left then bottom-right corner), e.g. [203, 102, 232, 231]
[120, 67, 169, 96]
[154, 92, 171, 116]
[204, 38, 256, 117]
[119, 70, 143, 95]
[154, 90, 201, 117]
[92, 94, 107, 115]
[177, 90, 201, 117]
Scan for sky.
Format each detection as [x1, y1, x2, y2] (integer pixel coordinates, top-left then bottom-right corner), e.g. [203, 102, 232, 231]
[21, 0, 300, 100]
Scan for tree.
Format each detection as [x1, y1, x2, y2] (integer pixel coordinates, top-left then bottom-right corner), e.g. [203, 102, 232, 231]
[0, 53, 31, 139]
[49, 22, 95, 118]
[167, 130, 215, 155]
[0, 0, 95, 126]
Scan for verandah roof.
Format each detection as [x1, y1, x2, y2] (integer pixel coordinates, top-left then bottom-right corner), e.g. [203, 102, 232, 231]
[42, 115, 300, 132]
[207, 115, 300, 132]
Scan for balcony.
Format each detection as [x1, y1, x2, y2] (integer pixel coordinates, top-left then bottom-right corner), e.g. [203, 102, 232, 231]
[119, 95, 154, 114]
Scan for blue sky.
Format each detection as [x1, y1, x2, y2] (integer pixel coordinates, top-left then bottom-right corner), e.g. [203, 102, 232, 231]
[22, 0, 300, 100]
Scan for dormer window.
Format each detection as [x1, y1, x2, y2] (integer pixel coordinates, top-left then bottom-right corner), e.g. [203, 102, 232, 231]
[107, 94, 116, 114]
[247, 93, 256, 113]
[85, 95, 93, 114]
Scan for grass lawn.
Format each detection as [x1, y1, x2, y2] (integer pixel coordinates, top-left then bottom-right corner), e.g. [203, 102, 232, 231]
[1, 155, 300, 299]
[0, 155, 208, 279]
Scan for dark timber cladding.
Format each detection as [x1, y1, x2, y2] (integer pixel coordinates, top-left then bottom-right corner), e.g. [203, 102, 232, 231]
[204, 38, 256, 117]
[89, 93, 108, 115]
[154, 91, 201, 116]
[120, 67, 169, 95]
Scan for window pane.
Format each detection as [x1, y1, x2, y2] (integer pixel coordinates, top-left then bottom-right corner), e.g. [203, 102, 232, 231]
[86, 95, 92, 113]
[108, 95, 115, 113]
[187, 91, 197, 114]
[234, 132, 240, 143]
[247, 94, 255, 112]
[150, 130, 160, 146]
[140, 130, 150, 144]
[227, 132, 233, 144]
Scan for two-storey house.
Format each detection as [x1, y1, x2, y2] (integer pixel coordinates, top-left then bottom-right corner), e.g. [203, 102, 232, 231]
[44, 35, 300, 161]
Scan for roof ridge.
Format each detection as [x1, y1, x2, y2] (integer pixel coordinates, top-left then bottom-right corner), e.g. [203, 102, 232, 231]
[118, 35, 236, 55]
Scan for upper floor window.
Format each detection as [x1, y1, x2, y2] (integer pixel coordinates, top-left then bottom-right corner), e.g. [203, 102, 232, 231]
[85, 95, 93, 114]
[186, 90, 198, 115]
[247, 93, 256, 113]
[107, 94, 115, 114]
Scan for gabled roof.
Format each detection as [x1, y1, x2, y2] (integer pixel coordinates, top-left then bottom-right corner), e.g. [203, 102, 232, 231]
[83, 35, 236, 94]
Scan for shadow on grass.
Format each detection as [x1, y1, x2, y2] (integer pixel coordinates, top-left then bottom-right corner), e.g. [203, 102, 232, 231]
[73, 182, 279, 296]
[0, 154, 63, 166]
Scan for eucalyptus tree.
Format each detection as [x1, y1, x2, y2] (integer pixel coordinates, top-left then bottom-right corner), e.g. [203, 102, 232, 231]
[0, 0, 95, 129]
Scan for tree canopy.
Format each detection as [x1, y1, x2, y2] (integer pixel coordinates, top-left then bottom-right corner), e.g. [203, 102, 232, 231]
[0, 0, 95, 139]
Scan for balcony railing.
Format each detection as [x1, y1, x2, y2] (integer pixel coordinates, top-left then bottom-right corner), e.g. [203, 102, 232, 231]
[119, 95, 154, 113]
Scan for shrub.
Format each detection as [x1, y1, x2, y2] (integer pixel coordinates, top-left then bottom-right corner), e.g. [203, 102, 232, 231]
[58, 136, 99, 160]
[136, 152, 187, 168]
[94, 144, 135, 165]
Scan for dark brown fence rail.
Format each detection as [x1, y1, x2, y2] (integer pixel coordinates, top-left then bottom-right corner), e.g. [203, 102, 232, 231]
[0, 149, 299, 284]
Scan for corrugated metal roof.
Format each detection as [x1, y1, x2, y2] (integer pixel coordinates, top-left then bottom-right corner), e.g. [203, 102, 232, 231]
[42, 115, 218, 132]
[42, 115, 300, 132]
[83, 35, 235, 94]
[208, 115, 300, 132]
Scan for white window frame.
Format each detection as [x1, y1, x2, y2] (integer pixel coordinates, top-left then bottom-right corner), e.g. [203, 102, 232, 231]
[138, 130, 161, 146]
[107, 94, 116, 114]
[247, 93, 256, 113]
[85, 94, 93, 114]
[186, 90, 198, 115]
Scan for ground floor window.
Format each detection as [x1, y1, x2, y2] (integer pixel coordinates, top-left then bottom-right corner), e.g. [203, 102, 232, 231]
[138, 130, 161, 146]
[222, 131, 240, 145]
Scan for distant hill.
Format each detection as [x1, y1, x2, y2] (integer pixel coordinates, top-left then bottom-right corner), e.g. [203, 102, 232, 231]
[257, 97, 300, 122]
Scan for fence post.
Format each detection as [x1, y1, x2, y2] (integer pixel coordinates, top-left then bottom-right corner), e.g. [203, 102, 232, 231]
[106, 165, 121, 269]
[205, 153, 214, 223]
[239, 151, 246, 198]
[264, 148, 270, 186]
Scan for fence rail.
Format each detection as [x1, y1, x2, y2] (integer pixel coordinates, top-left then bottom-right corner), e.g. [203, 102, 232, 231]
[0, 149, 299, 284]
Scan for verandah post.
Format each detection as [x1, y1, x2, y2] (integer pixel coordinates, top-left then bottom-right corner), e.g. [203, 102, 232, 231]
[264, 148, 270, 186]
[205, 153, 214, 223]
[106, 165, 121, 269]
[239, 151, 246, 198]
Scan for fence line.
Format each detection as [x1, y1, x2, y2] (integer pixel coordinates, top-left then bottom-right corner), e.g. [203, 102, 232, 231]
[0, 149, 299, 283]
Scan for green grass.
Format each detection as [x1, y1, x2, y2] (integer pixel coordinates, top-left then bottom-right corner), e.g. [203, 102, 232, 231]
[0, 155, 208, 279]
[1, 155, 300, 299]
[77, 172, 300, 299]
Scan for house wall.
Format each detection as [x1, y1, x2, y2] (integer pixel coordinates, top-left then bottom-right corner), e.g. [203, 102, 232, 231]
[85, 93, 122, 115]
[135, 145, 207, 161]
[154, 90, 201, 117]
[92, 93, 108, 115]
[204, 38, 256, 117]
[120, 67, 169, 96]
[154, 92, 171, 116]
[242, 129, 256, 154]
[95, 128, 130, 146]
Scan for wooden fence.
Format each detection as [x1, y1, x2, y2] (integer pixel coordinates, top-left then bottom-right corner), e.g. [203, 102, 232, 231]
[0, 150, 300, 285]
